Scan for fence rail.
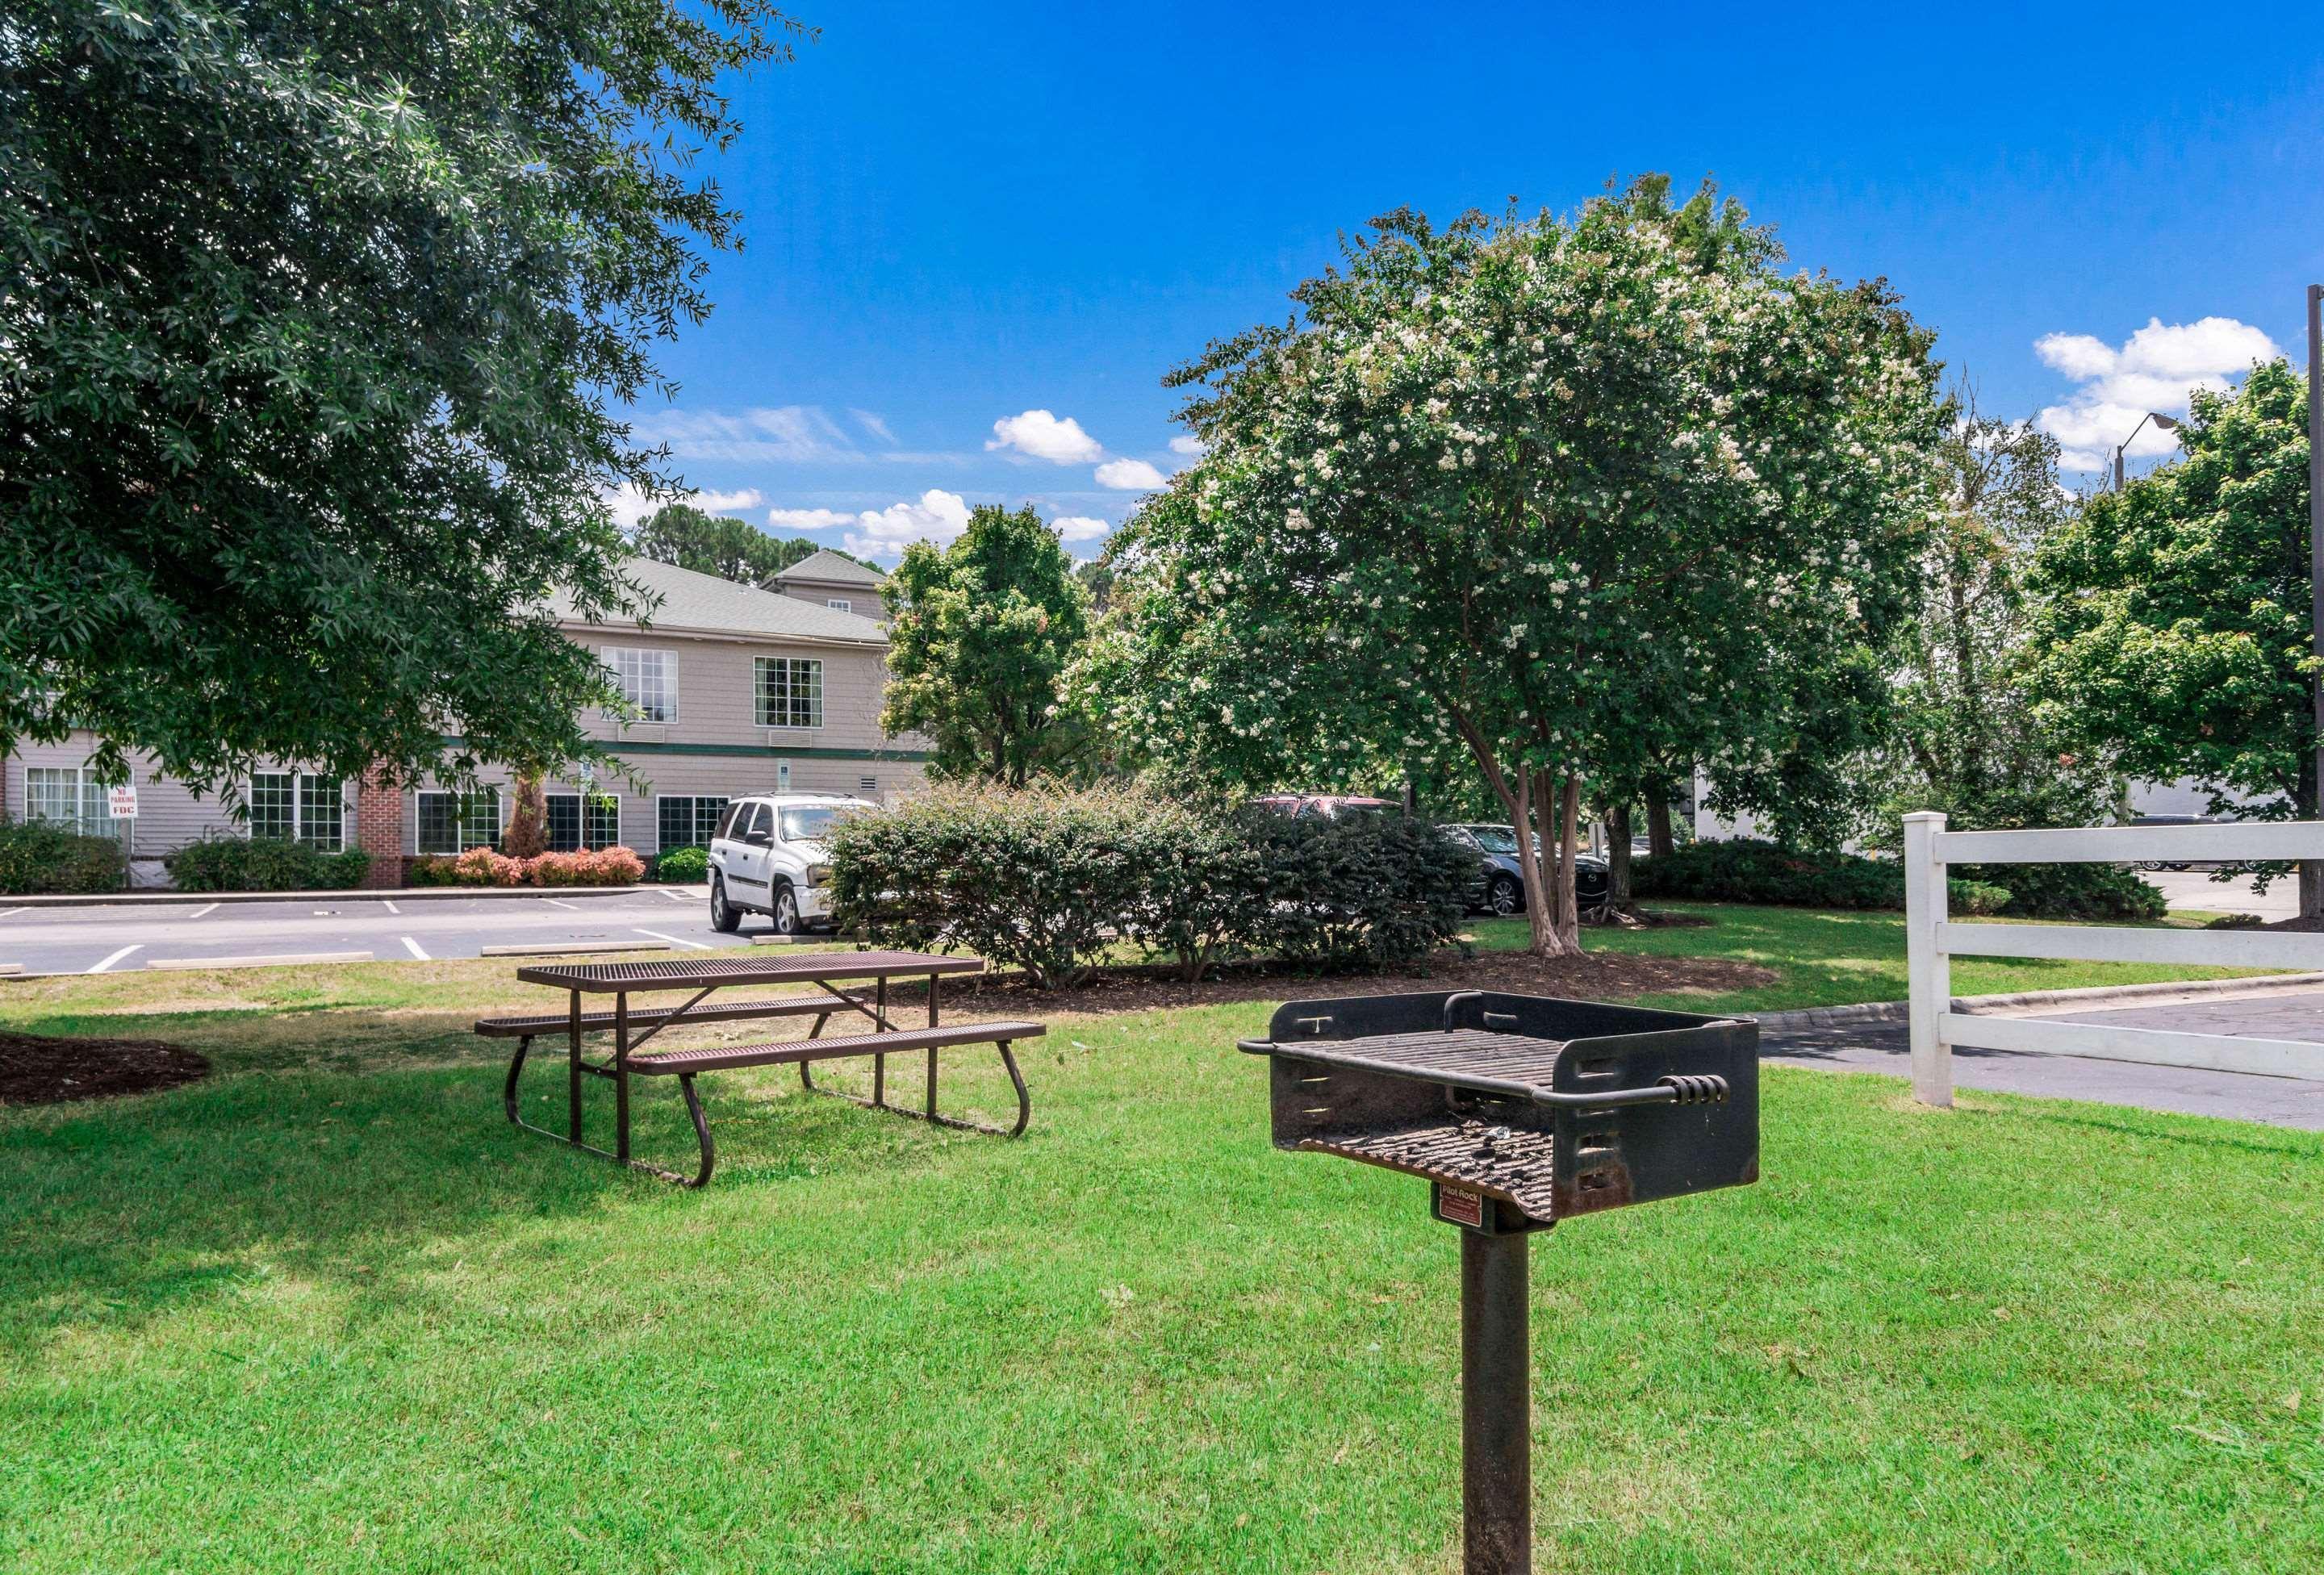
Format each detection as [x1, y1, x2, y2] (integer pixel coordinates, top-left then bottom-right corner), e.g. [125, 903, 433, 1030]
[1903, 812, 2323, 1105]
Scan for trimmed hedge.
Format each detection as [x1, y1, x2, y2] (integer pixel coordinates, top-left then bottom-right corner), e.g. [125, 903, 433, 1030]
[0, 820, 127, 894]
[1954, 860, 2167, 922]
[1631, 839, 2013, 916]
[165, 836, 370, 892]
[826, 783, 1472, 988]
[652, 846, 709, 884]
[408, 846, 646, 887]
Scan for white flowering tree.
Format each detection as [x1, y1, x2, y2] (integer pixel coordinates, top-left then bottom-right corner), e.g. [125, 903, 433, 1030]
[1084, 179, 1945, 956]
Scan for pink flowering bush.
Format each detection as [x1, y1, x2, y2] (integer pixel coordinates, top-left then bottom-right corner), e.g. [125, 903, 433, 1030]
[405, 846, 645, 887]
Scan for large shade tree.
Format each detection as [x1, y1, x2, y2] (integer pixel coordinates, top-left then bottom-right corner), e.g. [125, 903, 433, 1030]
[2029, 359, 2320, 916]
[2, 0, 802, 797]
[1087, 179, 1945, 955]
[883, 505, 1090, 787]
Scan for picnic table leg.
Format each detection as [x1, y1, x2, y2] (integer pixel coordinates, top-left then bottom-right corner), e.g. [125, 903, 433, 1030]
[872, 975, 889, 1110]
[926, 971, 940, 1116]
[503, 1035, 533, 1125]
[567, 991, 583, 1146]
[614, 990, 632, 1163]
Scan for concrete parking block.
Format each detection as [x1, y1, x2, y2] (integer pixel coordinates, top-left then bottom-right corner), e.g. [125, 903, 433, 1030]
[146, 951, 374, 971]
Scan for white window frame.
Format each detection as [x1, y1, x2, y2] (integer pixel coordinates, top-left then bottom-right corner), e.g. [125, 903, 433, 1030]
[655, 795, 728, 853]
[416, 788, 505, 855]
[604, 646, 678, 724]
[543, 792, 621, 852]
[826, 598, 853, 613]
[24, 764, 119, 840]
[754, 656, 823, 730]
[247, 771, 345, 851]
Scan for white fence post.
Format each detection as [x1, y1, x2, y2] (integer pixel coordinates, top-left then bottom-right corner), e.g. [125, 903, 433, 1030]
[1902, 811, 1952, 1107]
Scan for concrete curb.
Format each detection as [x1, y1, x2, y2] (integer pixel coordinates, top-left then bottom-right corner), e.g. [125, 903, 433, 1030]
[2, 885, 658, 910]
[477, 940, 668, 958]
[1750, 971, 2324, 1032]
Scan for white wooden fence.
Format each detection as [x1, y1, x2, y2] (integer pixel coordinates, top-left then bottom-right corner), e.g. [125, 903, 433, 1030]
[1902, 811, 2324, 1105]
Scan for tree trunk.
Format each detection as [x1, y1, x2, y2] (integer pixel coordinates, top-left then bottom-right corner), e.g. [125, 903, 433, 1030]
[1513, 764, 1582, 959]
[2303, 859, 2323, 923]
[1551, 775, 1582, 947]
[1604, 802, 1634, 913]
[1646, 791, 1675, 857]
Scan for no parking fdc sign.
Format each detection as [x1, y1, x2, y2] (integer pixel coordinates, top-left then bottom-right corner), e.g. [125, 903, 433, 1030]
[107, 784, 138, 820]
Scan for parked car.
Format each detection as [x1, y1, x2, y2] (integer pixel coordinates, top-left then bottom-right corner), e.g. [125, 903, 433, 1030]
[706, 793, 871, 935]
[1248, 793, 1398, 819]
[1439, 824, 1611, 916]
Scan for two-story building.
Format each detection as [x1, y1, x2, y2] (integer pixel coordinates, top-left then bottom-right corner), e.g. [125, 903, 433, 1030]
[1, 555, 928, 887]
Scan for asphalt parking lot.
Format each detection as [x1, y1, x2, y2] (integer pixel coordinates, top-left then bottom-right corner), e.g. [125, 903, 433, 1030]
[0, 888, 777, 975]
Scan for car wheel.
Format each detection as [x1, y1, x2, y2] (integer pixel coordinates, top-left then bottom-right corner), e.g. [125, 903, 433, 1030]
[1486, 875, 1524, 916]
[770, 882, 803, 937]
[709, 875, 740, 934]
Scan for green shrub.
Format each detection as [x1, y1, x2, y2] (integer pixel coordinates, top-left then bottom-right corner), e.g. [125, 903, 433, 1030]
[1947, 879, 2015, 917]
[1239, 810, 1472, 971]
[1953, 861, 2165, 921]
[408, 846, 646, 887]
[165, 836, 370, 892]
[1632, 839, 1906, 909]
[829, 786, 1473, 987]
[0, 820, 127, 894]
[654, 846, 709, 884]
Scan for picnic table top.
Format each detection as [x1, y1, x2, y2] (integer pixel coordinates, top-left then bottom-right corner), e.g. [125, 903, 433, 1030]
[513, 949, 986, 994]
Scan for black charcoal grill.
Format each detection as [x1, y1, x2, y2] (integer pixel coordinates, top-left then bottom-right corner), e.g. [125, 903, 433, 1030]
[1238, 989, 1758, 1575]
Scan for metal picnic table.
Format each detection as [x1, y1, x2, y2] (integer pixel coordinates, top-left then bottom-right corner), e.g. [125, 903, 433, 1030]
[486, 949, 1042, 1186]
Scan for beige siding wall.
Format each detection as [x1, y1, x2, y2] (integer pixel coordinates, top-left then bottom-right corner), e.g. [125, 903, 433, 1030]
[574, 629, 909, 754]
[776, 578, 884, 621]
[5, 739, 355, 881]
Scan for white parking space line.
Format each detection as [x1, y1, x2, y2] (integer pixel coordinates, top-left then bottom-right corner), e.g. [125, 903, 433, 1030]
[658, 888, 692, 902]
[383, 900, 399, 915]
[187, 902, 220, 919]
[631, 927, 709, 951]
[402, 936, 430, 961]
[89, 945, 142, 975]
[542, 897, 583, 911]
[0, 908, 26, 921]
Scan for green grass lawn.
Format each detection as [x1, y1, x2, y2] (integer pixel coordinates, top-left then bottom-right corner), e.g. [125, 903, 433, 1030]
[4, 942, 2322, 1572]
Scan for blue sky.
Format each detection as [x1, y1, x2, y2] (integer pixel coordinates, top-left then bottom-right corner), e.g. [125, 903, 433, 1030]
[618, 1, 2324, 561]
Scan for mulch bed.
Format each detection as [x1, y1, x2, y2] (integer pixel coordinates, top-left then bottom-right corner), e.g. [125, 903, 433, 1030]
[906, 947, 1776, 1016]
[0, 1030, 211, 1107]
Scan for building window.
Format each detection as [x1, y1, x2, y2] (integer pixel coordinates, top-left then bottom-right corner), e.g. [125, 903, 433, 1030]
[24, 766, 118, 838]
[248, 771, 345, 850]
[657, 796, 727, 852]
[859, 775, 878, 796]
[545, 793, 621, 852]
[826, 598, 852, 613]
[416, 788, 502, 854]
[605, 647, 676, 722]
[754, 657, 822, 729]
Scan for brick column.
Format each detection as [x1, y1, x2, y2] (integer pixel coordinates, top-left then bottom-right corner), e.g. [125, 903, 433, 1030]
[356, 767, 405, 888]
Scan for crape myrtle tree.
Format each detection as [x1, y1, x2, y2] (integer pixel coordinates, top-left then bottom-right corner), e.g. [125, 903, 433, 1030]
[883, 504, 1091, 787]
[1879, 404, 2122, 834]
[1, 0, 803, 800]
[2029, 360, 2322, 917]
[1085, 179, 1944, 956]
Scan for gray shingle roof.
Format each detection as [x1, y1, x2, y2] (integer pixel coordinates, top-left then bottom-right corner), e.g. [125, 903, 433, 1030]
[553, 557, 888, 645]
[774, 549, 888, 587]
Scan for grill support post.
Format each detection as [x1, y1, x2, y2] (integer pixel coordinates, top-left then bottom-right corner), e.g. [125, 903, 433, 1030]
[1461, 1227, 1531, 1575]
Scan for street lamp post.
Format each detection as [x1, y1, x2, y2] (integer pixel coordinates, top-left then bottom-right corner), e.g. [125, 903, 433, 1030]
[2111, 410, 2181, 492]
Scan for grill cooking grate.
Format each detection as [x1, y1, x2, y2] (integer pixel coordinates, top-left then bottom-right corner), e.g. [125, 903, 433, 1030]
[1299, 1118, 1559, 1219]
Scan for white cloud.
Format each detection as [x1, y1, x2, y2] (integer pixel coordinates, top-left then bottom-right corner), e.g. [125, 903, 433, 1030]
[1168, 434, 1208, 457]
[849, 408, 896, 445]
[766, 506, 856, 530]
[696, 488, 765, 515]
[988, 409, 1105, 465]
[2033, 316, 2280, 471]
[1051, 515, 1113, 543]
[1094, 457, 1165, 491]
[838, 489, 975, 560]
[601, 482, 662, 532]
[630, 405, 861, 464]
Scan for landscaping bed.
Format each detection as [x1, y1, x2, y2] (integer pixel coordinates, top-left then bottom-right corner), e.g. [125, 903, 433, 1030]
[0, 1029, 208, 1105]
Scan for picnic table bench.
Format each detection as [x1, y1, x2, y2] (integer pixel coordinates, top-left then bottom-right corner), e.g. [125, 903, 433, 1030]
[479, 950, 1042, 1187]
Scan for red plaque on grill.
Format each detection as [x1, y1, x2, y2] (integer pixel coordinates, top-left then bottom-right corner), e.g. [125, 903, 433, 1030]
[1434, 1184, 1486, 1229]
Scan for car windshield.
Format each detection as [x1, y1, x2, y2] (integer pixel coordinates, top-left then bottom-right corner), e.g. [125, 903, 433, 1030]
[778, 805, 855, 842]
[1469, 827, 1521, 854]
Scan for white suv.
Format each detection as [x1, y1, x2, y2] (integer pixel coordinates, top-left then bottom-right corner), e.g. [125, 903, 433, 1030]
[704, 793, 867, 936]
